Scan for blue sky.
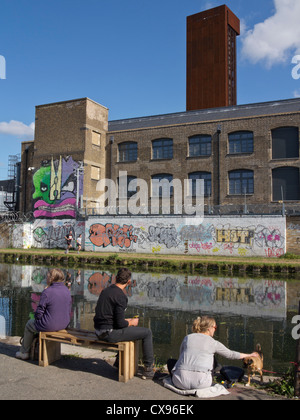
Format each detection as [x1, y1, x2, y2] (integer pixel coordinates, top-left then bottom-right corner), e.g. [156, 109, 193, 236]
[1, 0, 300, 179]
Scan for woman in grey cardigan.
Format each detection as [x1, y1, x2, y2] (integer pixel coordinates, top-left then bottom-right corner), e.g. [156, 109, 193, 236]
[170, 316, 259, 390]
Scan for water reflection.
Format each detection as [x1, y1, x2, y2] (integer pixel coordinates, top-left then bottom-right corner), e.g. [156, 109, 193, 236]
[0, 263, 298, 374]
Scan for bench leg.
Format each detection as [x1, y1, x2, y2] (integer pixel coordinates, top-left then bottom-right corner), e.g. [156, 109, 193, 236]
[39, 336, 61, 367]
[118, 342, 130, 383]
[129, 341, 139, 379]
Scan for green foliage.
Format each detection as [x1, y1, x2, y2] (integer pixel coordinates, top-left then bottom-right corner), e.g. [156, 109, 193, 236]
[265, 368, 295, 398]
[280, 253, 300, 260]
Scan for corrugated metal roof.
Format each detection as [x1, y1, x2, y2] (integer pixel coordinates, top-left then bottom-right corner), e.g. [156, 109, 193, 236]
[108, 98, 300, 132]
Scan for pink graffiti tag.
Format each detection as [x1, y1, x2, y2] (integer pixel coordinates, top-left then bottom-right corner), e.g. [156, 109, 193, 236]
[89, 223, 138, 248]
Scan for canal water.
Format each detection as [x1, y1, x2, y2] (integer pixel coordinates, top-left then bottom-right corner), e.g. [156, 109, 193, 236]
[0, 263, 299, 375]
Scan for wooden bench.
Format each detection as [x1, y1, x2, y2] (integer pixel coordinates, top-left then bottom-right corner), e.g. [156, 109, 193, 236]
[38, 328, 139, 383]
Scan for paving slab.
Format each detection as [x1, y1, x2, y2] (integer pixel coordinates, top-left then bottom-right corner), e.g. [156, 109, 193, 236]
[0, 337, 291, 402]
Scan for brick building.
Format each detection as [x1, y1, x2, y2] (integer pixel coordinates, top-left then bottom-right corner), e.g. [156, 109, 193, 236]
[187, 5, 240, 111]
[19, 96, 300, 218]
[18, 5, 300, 219]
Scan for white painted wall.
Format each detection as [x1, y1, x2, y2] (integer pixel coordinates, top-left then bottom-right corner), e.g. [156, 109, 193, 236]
[85, 215, 286, 258]
[9, 215, 286, 258]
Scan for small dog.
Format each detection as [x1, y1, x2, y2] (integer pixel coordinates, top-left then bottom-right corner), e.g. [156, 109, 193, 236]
[243, 344, 264, 386]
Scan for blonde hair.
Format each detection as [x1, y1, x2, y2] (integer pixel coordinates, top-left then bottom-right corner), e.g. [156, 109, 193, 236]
[48, 268, 65, 286]
[192, 316, 216, 333]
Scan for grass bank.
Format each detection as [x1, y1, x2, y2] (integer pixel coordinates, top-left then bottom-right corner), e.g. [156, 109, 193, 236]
[1, 248, 300, 278]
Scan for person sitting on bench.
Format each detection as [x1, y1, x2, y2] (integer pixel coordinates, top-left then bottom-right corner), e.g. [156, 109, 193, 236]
[16, 268, 72, 360]
[94, 268, 155, 379]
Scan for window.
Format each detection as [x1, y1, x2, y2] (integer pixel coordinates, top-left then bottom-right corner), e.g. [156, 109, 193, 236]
[272, 167, 300, 201]
[118, 175, 138, 198]
[152, 138, 173, 160]
[189, 135, 211, 157]
[272, 127, 299, 159]
[91, 166, 100, 181]
[118, 142, 138, 162]
[229, 131, 254, 154]
[229, 170, 254, 195]
[92, 131, 101, 146]
[188, 172, 211, 196]
[151, 174, 173, 197]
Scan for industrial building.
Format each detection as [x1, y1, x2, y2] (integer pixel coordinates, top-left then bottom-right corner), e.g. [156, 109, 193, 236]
[10, 5, 300, 219]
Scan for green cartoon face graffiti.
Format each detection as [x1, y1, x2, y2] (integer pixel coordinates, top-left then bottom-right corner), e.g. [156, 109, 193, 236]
[33, 156, 82, 219]
[32, 166, 55, 204]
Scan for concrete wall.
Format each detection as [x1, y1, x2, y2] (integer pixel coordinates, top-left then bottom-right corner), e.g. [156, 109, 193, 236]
[85, 215, 286, 258]
[12, 220, 85, 250]
[7, 215, 286, 258]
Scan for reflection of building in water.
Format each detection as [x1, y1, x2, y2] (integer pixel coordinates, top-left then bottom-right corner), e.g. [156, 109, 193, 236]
[0, 264, 298, 371]
[0, 290, 32, 337]
[9, 265, 294, 319]
[0, 314, 6, 338]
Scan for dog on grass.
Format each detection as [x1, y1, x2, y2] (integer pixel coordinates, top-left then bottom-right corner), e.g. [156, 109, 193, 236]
[243, 344, 264, 386]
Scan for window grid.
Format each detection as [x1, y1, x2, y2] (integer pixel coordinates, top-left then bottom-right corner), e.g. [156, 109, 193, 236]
[152, 139, 173, 160]
[229, 170, 254, 195]
[229, 131, 254, 154]
[151, 174, 173, 197]
[188, 172, 212, 196]
[118, 142, 138, 162]
[189, 135, 212, 157]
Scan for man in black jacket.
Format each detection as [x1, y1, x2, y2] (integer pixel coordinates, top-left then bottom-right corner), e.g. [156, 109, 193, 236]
[94, 268, 154, 379]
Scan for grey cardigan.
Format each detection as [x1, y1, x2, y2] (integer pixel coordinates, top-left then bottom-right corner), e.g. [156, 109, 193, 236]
[173, 333, 241, 373]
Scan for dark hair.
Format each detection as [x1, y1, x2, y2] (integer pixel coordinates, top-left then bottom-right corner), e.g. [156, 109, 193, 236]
[116, 268, 132, 285]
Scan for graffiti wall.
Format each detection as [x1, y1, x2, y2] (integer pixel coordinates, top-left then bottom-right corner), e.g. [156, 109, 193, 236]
[8, 215, 286, 257]
[32, 156, 83, 219]
[12, 223, 32, 249]
[85, 216, 286, 258]
[12, 220, 85, 249]
[7, 265, 287, 319]
[32, 220, 85, 249]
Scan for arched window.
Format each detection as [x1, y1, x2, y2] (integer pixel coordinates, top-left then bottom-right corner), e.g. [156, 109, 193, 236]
[228, 131, 254, 154]
[272, 167, 300, 201]
[229, 170, 254, 195]
[272, 127, 299, 159]
[151, 173, 173, 197]
[188, 135, 212, 157]
[117, 175, 137, 198]
[152, 138, 173, 160]
[188, 172, 212, 196]
[118, 142, 138, 162]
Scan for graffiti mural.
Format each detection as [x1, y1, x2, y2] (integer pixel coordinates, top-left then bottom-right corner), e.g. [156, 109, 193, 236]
[148, 226, 178, 249]
[31, 220, 85, 249]
[32, 156, 83, 219]
[9, 216, 286, 258]
[85, 216, 286, 258]
[89, 223, 138, 249]
[216, 228, 255, 245]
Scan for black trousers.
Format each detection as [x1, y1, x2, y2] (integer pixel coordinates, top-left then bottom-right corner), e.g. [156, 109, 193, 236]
[99, 326, 154, 368]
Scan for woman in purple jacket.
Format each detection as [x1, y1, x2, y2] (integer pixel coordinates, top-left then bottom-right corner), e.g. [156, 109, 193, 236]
[16, 268, 72, 360]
